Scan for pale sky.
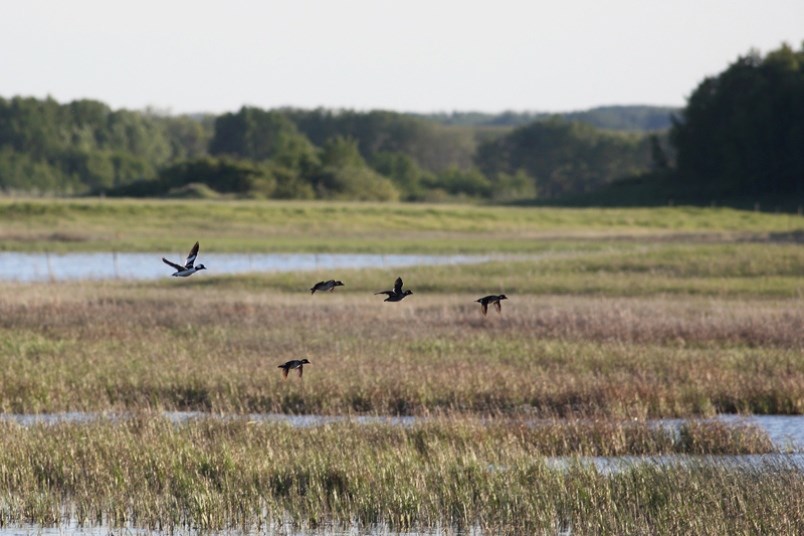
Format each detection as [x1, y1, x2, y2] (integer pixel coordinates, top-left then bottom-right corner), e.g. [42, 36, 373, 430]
[2, 0, 802, 115]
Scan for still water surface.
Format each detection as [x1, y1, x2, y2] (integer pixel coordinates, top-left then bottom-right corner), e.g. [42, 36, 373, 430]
[0, 252, 493, 282]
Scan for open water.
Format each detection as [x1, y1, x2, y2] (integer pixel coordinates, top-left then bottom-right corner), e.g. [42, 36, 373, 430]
[0, 252, 492, 282]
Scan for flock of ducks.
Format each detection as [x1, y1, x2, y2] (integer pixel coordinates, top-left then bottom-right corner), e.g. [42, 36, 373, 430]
[163, 242, 508, 379]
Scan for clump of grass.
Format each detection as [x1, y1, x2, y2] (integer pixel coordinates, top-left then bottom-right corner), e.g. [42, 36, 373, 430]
[0, 416, 794, 533]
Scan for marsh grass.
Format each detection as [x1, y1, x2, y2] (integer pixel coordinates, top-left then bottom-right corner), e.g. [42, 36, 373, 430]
[0, 416, 795, 533]
[1, 199, 802, 532]
[0, 280, 800, 416]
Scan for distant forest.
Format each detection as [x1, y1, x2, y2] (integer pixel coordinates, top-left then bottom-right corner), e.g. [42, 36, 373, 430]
[1, 43, 801, 205]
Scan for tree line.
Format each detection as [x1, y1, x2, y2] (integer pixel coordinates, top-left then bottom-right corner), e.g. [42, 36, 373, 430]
[0, 97, 662, 201]
[670, 43, 804, 201]
[1, 43, 801, 204]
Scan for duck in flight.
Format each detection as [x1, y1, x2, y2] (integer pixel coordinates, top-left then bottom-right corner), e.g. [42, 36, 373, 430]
[310, 280, 344, 294]
[278, 358, 310, 379]
[375, 276, 413, 302]
[476, 294, 507, 315]
[162, 241, 207, 277]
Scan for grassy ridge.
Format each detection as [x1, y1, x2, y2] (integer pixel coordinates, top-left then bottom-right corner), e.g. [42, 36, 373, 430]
[0, 198, 800, 252]
[0, 416, 795, 533]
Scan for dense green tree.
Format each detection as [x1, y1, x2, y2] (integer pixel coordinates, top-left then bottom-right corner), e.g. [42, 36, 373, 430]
[311, 137, 399, 201]
[489, 169, 537, 201]
[209, 107, 318, 168]
[0, 96, 213, 193]
[158, 114, 214, 160]
[283, 109, 477, 172]
[370, 151, 431, 200]
[670, 43, 804, 198]
[0, 147, 77, 193]
[1, 96, 681, 202]
[107, 157, 277, 198]
[424, 167, 493, 198]
[475, 118, 651, 198]
[649, 134, 670, 171]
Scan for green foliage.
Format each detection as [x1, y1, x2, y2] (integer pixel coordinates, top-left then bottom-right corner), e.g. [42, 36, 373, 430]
[0, 96, 213, 194]
[0, 96, 664, 201]
[489, 169, 538, 200]
[107, 157, 278, 198]
[671, 43, 804, 199]
[209, 106, 318, 170]
[0, 147, 81, 193]
[282, 108, 478, 172]
[475, 118, 651, 198]
[312, 137, 400, 201]
[424, 166, 493, 198]
[369, 151, 431, 200]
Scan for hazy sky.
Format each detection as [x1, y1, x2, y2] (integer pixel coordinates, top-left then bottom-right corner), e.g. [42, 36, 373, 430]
[2, 0, 802, 115]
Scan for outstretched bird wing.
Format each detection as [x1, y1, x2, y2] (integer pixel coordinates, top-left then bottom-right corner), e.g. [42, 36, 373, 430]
[494, 300, 502, 313]
[162, 257, 184, 271]
[184, 242, 200, 269]
[393, 277, 403, 294]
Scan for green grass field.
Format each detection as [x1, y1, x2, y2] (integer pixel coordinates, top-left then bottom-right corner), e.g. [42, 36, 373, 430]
[0, 198, 800, 252]
[0, 198, 802, 532]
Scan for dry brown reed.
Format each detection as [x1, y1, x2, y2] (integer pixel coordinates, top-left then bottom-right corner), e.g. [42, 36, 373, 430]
[0, 283, 800, 416]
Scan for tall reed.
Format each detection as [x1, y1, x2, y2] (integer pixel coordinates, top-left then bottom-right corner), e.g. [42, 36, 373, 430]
[0, 416, 794, 533]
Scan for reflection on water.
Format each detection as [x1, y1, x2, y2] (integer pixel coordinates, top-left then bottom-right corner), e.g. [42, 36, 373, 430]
[0, 252, 493, 282]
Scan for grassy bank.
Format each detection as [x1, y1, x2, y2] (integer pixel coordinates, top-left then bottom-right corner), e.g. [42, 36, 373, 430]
[0, 198, 800, 253]
[0, 416, 797, 533]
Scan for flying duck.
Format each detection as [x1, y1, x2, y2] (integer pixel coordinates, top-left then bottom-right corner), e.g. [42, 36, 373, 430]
[375, 276, 413, 302]
[310, 280, 344, 294]
[476, 294, 507, 315]
[162, 241, 207, 277]
[278, 359, 310, 379]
